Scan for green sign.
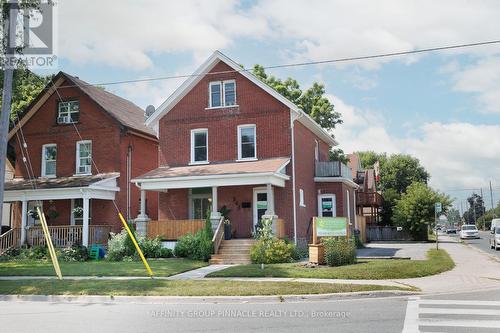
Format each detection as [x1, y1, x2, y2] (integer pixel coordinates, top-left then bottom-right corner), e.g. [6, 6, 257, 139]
[316, 217, 347, 237]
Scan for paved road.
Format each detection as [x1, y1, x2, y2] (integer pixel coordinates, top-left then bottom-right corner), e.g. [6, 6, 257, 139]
[448, 230, 500, 259]
[2, 289, 500, 332]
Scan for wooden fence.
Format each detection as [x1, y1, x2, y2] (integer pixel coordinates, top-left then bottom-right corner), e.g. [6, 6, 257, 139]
[147, 219, 205, 240]
[26, 225, 111, 247]
[356, 215, 367, 243]
[366, 226, 412, 241]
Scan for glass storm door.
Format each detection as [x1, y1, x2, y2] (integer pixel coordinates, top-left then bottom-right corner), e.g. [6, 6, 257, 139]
[318, 195, 336, 217]
[253, 189, 268, 230]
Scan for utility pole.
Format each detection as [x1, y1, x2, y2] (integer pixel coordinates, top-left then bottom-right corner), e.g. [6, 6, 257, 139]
[0, 4, 16, 230]
[490, 181, 496, 218]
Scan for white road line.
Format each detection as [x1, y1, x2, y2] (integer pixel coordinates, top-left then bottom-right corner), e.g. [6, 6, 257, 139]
[402, 297, 420, 333]
[418, 299, 500, 306]
[419, 307, 500, 315]
[419, 319, 500, 328]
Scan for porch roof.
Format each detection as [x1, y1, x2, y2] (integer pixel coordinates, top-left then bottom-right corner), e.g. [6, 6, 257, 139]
[3, 172, 120, 202]
[133, 157, 290, 190]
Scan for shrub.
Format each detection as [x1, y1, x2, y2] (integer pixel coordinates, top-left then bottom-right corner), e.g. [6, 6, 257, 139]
[250, 238, 294, 264]
[59, 245, 88, 262]
[159, 247, 173, 258]
[174, 216, 214, 261]
[291, 243, 309, 260]
[323, 237, 357, 267]
[23, 246, 48, 260]
[106, 229, 135, 261]
[138, 236, 162, 258]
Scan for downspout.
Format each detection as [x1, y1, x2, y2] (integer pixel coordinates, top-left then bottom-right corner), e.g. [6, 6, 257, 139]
[290, 109, 303, 245]
[127, 144, 132, 221]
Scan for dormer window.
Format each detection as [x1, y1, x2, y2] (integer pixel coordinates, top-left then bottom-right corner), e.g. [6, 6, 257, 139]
[57, 100, 80, 124]
[208, 80, 236, 108]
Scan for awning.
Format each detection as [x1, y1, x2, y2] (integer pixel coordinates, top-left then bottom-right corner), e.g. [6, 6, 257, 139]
[132, 158, 290, 190]
[3, 173, 120, 202]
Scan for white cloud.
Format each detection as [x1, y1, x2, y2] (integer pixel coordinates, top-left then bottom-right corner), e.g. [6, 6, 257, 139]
[331, 95, 500, 193]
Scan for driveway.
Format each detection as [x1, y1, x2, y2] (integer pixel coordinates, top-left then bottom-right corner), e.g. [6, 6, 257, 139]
[357, 242, 435, 260]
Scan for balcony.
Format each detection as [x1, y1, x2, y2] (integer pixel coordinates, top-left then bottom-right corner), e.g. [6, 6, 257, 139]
[315, 161, 352, 179]
[357, 191, 383, 207]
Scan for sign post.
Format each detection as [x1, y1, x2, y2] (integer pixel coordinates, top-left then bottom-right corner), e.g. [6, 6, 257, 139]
[435, 202, 442, 250]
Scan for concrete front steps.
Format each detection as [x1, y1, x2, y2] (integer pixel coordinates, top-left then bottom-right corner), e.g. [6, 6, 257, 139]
[209, 239, 256, 265]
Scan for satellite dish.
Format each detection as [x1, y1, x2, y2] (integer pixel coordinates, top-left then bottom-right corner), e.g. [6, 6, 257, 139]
[145, 105, 155, 117]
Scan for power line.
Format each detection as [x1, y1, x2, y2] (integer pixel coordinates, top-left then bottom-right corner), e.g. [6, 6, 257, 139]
[55, 39, 500, 89]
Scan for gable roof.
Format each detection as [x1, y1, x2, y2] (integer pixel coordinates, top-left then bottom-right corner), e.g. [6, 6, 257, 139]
[8, 72, 157, 141]
[146, 51, 337, 146]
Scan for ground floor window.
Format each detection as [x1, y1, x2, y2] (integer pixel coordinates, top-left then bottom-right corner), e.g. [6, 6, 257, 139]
[189, 188, 212, 219]
[71, 199, 92, 225]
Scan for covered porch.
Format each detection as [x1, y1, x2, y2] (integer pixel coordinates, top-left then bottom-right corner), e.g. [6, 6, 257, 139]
[133, 158, 290, 240]
[0, 173, 119, 253]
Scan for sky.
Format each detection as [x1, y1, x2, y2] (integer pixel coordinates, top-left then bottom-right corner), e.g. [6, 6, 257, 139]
[39, 0, 500, 210]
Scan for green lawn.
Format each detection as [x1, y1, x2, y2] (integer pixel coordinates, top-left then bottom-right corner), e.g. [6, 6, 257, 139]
[0, 279, 415, 296]
[207, 249, 454, 280]
[0, 258, 207, 277]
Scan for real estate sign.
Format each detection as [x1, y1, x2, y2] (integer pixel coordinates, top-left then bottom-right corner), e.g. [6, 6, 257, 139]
[315, 217, 347, 237]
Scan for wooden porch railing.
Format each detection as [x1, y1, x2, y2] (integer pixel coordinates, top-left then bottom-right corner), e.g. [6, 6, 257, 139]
[147, 219, 205, 240]
[26, 225, 111, 247]
[0, 228, 21, 255]
[212, 216, 225, 255]
[357, 192, 383, 207]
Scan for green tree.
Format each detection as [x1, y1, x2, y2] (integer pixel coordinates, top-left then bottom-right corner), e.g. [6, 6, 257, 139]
[463, 193, 486, 225]
[446, 208, 461, 227]
[355, 151, 387, 169]
[0, 67, 51, 121]
[393, 182, 452, 240]
[252, 64, 342, 131]
[329, 148, 349, 164]
[379, 154, 430, 194]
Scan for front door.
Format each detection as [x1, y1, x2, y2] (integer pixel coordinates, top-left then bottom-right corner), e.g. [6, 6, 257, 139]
[253, 188, 268, 232]
[27, 201, 42, 226]
[318, 194, 336, 217]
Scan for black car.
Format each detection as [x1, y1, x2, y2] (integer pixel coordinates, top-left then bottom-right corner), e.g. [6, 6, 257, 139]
[446, 228, 457, 234]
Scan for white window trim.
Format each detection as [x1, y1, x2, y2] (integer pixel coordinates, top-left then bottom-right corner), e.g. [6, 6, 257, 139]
[317, 193, 336, 217]
[188, 189, 212, 219]
[57, 100, 79, 123]
[237, 124, 257, 161]
[314, 140, 319, 161]
[41, 143, 57, 178]
[207, 80, 238, 109]
[76, 140, 92, 175]
[299, 188, 306, 207]
[190, 128, 209, 165]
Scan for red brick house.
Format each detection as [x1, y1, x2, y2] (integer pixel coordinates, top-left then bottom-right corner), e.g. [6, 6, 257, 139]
[133, 51, 358, 247]
[2, 72, 158, 248]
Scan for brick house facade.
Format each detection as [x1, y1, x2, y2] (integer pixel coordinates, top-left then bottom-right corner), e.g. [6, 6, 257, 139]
[3, 72, 158, 247]
[134, 51, 358, 244]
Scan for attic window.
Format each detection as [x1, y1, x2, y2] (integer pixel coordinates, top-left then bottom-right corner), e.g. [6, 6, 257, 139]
[208, 80, 236, 108]
[57, 100, 80, 124]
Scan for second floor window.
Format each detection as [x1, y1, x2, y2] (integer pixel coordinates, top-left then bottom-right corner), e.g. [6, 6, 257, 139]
[76, 140, 92, 174]
[238, 124, 256, 160]
[191, 129, 208, 163]
[41, 144, 57, 178]
[57, 100, 80, 124]
[209, 80, 236, 108]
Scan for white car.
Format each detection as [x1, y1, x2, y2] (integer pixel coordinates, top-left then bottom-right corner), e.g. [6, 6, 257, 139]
[460, 225, 479, 239]
[490, 227, 500, 250]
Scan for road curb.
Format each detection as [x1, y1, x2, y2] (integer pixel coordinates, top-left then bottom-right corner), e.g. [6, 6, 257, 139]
[0, 290, 419, 304]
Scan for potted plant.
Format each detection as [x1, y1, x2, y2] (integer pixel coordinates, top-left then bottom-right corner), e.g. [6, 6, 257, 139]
[224, 219, 232, 240]
[72, 206, 83, 218]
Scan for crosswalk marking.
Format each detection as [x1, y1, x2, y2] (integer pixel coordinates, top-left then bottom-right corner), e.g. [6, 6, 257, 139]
[402, 297, 500, 332]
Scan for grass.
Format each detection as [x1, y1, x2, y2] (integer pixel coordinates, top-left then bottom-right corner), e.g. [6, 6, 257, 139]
[0, 279, 415, 296]
[207, 249, 455, 280]
[0, 258, 207, 277]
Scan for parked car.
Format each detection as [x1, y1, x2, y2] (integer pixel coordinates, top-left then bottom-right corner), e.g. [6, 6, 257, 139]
[446, 228, 457, 234]
[460, 225, 479, 239]
[491, 218, 500, 232]
[490, 227, 500, 250]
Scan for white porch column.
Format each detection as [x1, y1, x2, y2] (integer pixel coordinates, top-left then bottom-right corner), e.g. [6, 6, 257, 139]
[20, 199, 27, 245]
[263, 184, 278, 234]
[82, 195, 89, 247]
[134, 189, 150, 237]
[210, 186, 221, 231]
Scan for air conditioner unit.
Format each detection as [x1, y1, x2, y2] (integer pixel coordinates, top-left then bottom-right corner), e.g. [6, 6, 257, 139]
[57, 116, 72, 124]
[79, 164, 91, 174]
